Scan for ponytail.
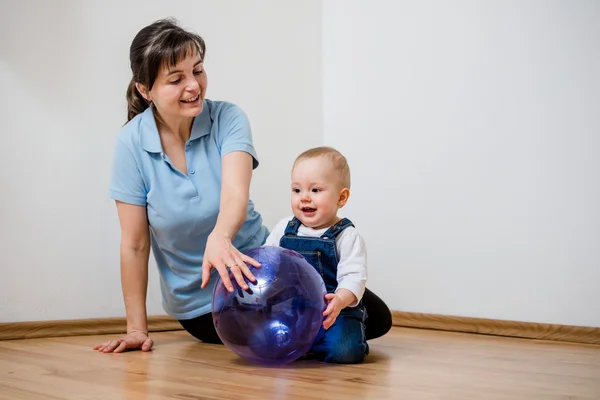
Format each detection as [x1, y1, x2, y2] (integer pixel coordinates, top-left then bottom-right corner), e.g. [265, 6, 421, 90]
[126, 79, 150, 122]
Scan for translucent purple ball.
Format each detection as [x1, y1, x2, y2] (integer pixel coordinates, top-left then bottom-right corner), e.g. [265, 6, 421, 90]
[211, 246, 327, 365]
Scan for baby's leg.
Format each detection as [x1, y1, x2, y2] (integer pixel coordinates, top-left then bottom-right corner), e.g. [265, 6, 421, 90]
[310, 306, 369, 364]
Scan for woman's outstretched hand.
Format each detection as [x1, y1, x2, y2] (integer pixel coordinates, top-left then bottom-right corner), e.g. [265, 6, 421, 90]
[93, 331, 153, 353]
[201, 231, 261, 292]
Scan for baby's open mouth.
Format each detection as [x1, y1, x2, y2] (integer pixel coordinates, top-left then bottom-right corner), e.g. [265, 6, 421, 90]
[302, 207, 316, 213]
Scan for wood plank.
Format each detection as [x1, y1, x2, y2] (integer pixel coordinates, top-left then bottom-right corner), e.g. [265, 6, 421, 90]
[0, 316, 182, 341]
[2, 311, 599, 347]
[393, 311, 600, 345]
[0, 328, 598, 399]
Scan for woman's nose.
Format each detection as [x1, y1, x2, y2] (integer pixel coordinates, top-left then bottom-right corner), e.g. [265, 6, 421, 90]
[186, 76, 200, 92]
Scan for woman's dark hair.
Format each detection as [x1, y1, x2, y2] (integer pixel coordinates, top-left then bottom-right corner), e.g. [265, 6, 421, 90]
[126, 18, 206, 122]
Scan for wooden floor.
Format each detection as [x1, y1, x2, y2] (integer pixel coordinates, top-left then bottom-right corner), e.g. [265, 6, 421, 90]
[1, 327, 599, 400]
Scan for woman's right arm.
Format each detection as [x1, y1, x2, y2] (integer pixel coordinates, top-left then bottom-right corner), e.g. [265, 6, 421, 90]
[118, 201, 151, 337]
[93, 201, 153, 353]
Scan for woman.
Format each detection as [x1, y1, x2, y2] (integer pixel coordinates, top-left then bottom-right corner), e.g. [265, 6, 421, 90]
[95, 18, 391, 353]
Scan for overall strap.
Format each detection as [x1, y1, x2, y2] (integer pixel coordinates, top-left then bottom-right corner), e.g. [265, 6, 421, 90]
[283, 217, 302, 236]
[321, 218, 355, 240]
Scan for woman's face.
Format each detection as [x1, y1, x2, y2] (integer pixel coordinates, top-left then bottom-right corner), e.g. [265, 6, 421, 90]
[143, 52, 208, 121]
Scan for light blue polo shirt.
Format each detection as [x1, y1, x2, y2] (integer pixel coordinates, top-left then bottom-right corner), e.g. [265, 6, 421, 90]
[109, 99, 269, 320]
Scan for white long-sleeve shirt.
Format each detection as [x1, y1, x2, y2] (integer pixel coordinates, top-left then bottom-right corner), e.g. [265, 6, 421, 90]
[264, 216, 368, 306]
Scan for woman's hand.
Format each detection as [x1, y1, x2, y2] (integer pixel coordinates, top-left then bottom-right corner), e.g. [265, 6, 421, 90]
[201, 231, 261, 292]
[93, 331, 153, 353]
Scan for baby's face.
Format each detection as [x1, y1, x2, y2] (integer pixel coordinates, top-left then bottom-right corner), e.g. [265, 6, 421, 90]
[291, 157, 343, 229]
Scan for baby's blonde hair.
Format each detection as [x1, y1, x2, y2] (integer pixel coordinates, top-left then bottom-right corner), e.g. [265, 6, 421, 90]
[293, 146, 351, 189]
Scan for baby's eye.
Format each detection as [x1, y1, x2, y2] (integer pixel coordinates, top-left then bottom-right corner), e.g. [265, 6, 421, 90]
[292, 188, 301, 193]
[311, 188, 321, 193]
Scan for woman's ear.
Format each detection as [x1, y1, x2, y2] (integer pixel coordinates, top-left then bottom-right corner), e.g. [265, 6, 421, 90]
[135, 82, 151, 102]
[338, 188, 350, 208]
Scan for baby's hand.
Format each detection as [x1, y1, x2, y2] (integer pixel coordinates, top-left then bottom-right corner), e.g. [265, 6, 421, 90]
[322, 289, 358, 330]
[322, 293, 344, 330]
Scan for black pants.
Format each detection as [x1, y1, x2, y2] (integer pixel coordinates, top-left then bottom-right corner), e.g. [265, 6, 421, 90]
[179, 288, 392, 344]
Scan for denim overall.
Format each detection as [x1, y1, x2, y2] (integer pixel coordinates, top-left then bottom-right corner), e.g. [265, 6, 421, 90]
[279, 217, 369, 363]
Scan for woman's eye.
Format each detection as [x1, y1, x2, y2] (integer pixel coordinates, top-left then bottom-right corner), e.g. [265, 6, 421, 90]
[170, 78, 181, 85]
[194, 70, 203, 75]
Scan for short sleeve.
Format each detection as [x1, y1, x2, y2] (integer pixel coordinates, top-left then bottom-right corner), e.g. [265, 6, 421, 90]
[108, 137, 147, 206]
[217, 104, 259, 169]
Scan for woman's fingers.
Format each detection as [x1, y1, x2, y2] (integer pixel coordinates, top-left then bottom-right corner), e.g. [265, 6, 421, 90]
[141, 337, 154, 352]
[113, 340, 129, 353]
[93, 333, 151, 354]
[241, 253, 261, 268]
[109, 340, 123, 352]
[233, 254, 256, 284]
[229, 248, 264, 288]
[98, 339, 119, 353]
[93, 342, 105, 350]
[205, 248, 263, 293]
[227, 263, 248, 290]
[99, 341, 112, 352]
[216, 264, 235, 292]
[203, 257, 235, 292]
[94, 340, 115, 351]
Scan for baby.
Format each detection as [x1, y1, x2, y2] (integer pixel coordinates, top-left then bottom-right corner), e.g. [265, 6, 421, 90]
[264, 146, 369, 364]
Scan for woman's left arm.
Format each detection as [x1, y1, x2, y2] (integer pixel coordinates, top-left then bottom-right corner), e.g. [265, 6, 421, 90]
[201, 151, 261, 293]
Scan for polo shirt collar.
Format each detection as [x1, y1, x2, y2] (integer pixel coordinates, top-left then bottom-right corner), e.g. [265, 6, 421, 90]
[140, 101, 212, 153]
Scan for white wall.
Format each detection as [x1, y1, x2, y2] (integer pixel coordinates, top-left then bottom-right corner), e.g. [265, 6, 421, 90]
[0, 0, 322, 322]
[324, 0, 600, 327]
[2, 0, 598, 329]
